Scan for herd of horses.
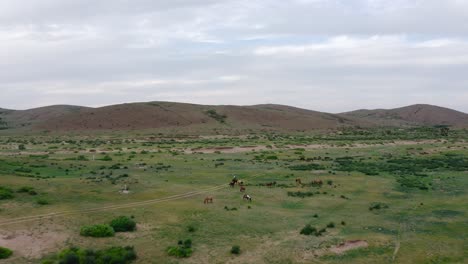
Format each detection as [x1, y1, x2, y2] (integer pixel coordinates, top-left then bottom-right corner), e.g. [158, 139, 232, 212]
[203, 177, 321, 205]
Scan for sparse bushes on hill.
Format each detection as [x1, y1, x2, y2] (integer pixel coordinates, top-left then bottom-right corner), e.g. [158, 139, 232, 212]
[110, 216, 136, 232]
[0, 247, 13, 259]
[205, 109, 227, 123]
[80, 224, 115, 237]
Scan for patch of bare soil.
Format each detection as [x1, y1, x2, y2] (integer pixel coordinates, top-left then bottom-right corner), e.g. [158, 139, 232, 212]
[0, 229, 69, 259]
[329, 240, 368, 254]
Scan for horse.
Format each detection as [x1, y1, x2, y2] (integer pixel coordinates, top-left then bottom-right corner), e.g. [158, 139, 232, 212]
[312, 179, 323, 186]
[266, 181, 277, 188]
[204, 197, 213, 204]
[229, 181, 235, 188]
[240, 186, 246, 192]
[243, 194, 252, 202]
[295, 178, 302, 185]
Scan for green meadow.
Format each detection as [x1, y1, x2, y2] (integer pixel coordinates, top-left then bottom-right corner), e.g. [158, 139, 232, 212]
[0, 129, 467, 263]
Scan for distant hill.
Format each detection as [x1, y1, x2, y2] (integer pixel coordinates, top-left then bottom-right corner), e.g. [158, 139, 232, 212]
[0, 102, 466, 134]
[26, 102, 361, 133]
[341, 104, 468, 128]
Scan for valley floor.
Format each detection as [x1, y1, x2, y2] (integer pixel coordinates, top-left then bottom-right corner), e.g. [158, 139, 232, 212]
[0, 131, 467, 263]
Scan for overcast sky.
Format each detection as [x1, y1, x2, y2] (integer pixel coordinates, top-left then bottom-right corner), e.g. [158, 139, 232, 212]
[1, 0, 468, 113]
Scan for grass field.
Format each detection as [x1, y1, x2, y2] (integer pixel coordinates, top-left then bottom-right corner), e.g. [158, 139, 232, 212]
[0, 129, 467, 263]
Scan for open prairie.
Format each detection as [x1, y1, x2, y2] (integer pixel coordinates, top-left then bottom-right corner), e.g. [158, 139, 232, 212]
[0, 127, 467, 263]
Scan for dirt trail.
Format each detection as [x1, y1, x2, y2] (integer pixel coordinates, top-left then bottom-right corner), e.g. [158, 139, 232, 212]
[0, 184, 227, 226]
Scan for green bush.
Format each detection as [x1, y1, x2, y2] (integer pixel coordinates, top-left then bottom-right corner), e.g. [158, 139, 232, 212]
[167, 239, 193, 258]
[187, 225, 196, 232]
[37, 198, 50, 205]
[300, 224, 317, 235]
[17, 186, 34, 193]
[80, 224, 115, 237]
[44, 246, 136, 263]
[0, 247, 13, 259]
[110, 216, 136, 232]
[231, 245, 241, 255]
[369, 202, 389, 211]
[0, 186, 14, 200]
[327, 222, 335, 228]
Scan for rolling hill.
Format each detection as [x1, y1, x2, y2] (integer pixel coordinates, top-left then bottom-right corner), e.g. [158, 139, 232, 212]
[0, 102, 467, 134]
[341, 104, 468, 128]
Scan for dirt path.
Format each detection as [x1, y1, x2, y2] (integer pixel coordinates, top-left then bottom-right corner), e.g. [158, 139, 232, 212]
[392, 222, 403, 262]
[0, 171, 265, 226]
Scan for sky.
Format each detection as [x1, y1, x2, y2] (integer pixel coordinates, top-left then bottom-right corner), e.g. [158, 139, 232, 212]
[1, 0, 468, 113]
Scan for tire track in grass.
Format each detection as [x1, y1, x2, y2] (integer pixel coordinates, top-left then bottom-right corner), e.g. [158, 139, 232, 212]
[0, 184, 227, 226]
[0, 172, 265, 226]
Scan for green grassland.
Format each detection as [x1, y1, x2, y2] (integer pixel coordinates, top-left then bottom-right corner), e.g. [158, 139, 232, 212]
[0, 128, 467, 263]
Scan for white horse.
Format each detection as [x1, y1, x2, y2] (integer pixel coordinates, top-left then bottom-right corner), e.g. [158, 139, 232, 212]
[243, 194, 252, 202]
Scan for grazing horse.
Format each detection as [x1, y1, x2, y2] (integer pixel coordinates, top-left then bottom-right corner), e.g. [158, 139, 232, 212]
[240, 186, 246, 192]
[295, 178, 302, 185]
[312, 179, 323, 186]
[229, 181, 235, 188]
[243, 194, 252, 202]
[204, 197, 213, 204]
[266, 181, 277, 188]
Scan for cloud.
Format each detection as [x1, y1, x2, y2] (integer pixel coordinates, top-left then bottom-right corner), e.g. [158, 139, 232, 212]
[0, 0, 467, 113]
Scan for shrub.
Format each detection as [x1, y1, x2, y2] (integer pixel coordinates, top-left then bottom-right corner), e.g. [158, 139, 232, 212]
[0, 186, 14, 200]
[37, 198, 50, 205]
[300, 224, 317, 235]
[0, 247, 13, 259]
[369, 202, 389, 211]
[327, 222, 335, 228]
[187, 225, 196, 232]
[287, 191, 314, 198]
[231, 245, 241, 255]
[46, 246, 136, 263]
[17, 186, 34, 193]
[110, 216, 136, 232]
[167, 239, 193, 258]
[80, 224, 115, 237]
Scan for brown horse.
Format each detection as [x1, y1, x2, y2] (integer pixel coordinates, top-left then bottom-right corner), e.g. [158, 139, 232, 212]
[204, 197, 213, 204]
[312, 179, 323, 186]
[240, 186, 246, 192]
[295, 178, 302, 185]
[266, 181, 277, 188]
[229, 181, 235, 188]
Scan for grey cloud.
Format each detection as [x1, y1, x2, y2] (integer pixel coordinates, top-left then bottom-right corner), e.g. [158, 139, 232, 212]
[0, 0, 467, 113]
